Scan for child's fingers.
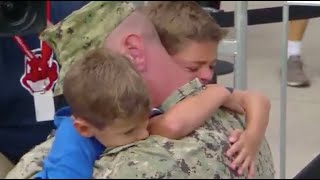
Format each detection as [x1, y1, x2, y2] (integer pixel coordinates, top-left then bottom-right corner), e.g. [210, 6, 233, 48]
[248, 161, 255, 179]
[230, 150, 247, 170]
[228, 129, 243, 144]
[238, 157, 251, 176]
[226, 141, 242, 158]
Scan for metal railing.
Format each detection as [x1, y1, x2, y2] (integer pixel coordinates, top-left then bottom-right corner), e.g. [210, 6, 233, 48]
[220, 2, 320, 178]
[281, 2, 320, 178]
[234, 2, 248, 90]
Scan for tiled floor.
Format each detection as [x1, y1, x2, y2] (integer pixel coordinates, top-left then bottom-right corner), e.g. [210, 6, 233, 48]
[219, 1, 320, 178]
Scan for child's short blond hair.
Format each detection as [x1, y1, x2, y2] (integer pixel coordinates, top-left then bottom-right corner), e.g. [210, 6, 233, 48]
[140, 1, 227, 55]
[63, 48, 150, 129]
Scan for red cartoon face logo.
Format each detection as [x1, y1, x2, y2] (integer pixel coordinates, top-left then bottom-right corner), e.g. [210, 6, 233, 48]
[20, 48, 59, 94]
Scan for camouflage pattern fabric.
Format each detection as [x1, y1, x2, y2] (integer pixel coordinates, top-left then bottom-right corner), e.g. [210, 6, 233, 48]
[93, 79, 275, 179]
[6, 79, 275, 179]
[5, 138, 54, 179]
[39, 1, 135, 96]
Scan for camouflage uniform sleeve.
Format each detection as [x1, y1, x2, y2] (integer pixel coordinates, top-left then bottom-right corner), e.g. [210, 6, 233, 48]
[5, 138, 54, 179]
[159, 78, 205, 112]
[39, 1, 135, 96]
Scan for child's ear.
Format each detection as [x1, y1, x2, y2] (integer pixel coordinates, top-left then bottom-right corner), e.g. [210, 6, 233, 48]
[123, 34, 146, 72]
[72, 116, 94, 138]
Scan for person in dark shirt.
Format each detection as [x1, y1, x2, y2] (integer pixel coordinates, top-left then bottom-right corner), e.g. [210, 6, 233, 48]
[0, 1, 89, 173]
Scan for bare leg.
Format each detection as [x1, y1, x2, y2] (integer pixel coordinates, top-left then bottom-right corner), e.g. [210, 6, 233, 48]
[289, 19, 309, 41]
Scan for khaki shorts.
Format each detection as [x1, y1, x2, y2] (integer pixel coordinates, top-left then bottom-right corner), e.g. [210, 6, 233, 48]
[0, 153, 13, 178]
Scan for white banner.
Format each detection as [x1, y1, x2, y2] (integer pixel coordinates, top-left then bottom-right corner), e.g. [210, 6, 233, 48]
[287, 1, 320, 6]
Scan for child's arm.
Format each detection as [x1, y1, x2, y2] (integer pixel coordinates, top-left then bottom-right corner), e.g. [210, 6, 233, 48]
[225, 90, 270, 178]
[227, 90, 270, 147]
[148, 84, 235, 139]
[149, 87, 270, 178]
[148, 84, 270, 145]
[149, 84, 270, 178]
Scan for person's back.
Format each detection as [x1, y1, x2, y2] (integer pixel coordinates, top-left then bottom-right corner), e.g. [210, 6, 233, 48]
[93, 79, 275, 179]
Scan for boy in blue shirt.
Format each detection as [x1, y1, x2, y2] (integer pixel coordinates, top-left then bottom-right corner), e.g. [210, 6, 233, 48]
[36, 48, 151, 179]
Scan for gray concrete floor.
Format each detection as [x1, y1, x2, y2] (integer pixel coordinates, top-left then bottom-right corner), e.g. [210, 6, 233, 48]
[218, 1, 320, 179]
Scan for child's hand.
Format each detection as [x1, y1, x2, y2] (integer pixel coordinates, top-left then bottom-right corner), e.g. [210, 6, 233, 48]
[226, 129, 259, 178]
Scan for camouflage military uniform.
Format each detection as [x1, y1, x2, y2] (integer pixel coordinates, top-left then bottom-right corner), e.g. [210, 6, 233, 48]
[93, 79, 275, 179]
[6, 79, 275, 179]
[5, 1, 275, 179]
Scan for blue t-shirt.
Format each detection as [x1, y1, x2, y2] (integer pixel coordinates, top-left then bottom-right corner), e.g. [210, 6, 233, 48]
[35, 107, 105, 179]
[0, 1, 89, 163]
